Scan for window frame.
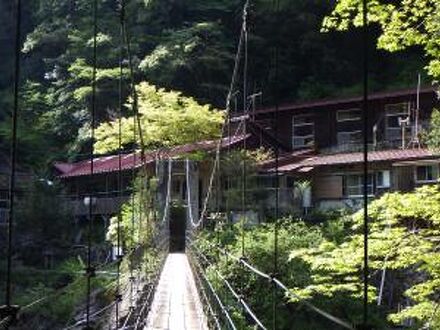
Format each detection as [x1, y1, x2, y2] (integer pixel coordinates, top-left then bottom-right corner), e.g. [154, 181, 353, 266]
[336, 108, 362, 122]
[292, 114, 315, 149]
[256, 175, 278, 189]
[343, 173, 375, 198]
[0, 208, 7, 225]
[415, 164, 439, 183]
[376, 170, 391, 188]
[337, 130, 362, 145]
[385, 103, 411, 142]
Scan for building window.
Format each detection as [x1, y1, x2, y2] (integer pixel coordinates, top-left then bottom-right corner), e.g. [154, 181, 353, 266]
[292, 115, 314, 149]
[415, 165, 438, 183]
[337, 109, 362, 146]
[376, 170, 391, 188]
[385, 103, 410, 142]
[0, 209, 7, 224]
[257, 175, 278, 188]
[337, 109, 362, 122]
[343, 174, 374, 197]
[337, 131, 362, 145]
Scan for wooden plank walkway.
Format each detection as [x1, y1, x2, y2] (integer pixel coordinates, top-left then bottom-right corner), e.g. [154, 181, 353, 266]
[144, 253, 208, 330]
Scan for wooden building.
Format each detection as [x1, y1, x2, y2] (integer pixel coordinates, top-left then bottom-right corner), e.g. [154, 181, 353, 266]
[55, 87, 440, 217]
[53, 136, 248, 220]
[253, 88, 440, 210]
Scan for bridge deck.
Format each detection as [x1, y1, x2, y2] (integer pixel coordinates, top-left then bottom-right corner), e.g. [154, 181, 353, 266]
[145, 253, 208, 330]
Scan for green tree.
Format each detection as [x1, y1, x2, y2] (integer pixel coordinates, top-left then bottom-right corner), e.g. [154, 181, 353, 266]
[197, 219, 326, 329]
[15, 179, 74, 266]
[424, 108, 440, 150]
[290, 186, 440, 328]
[94, 82, 224, 153]
[323, 0, 440, 79]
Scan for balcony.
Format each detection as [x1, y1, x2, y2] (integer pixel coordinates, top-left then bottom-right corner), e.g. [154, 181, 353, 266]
[62, 195, 129, 217]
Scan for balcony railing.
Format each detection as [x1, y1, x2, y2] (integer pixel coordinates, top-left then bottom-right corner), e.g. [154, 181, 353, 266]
[62, 196, 129, 216]
[320, 140, 419, 155]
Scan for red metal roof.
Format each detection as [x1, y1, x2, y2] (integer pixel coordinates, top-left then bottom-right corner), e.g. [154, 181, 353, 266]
[252, 88, 435, 115]
[273, 148, 440, 173]
[54, 135, 249, 178]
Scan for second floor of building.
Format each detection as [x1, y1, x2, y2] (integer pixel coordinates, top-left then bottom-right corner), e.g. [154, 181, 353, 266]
[242, 88, 439, 154]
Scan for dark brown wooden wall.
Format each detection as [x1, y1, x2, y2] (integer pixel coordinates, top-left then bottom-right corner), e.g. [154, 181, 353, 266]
[254, 91, 438, 152]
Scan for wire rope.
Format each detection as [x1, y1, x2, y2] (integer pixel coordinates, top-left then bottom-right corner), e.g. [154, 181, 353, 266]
[271, 0, 281, 328]
[189, 238, 356, 329]
[239, 4, 250, 329]
[195, 0, 250, 229]
[132, 265, 162, 330]
[63, 302, 116, 330]
[188, 241, 267, 330]
[189, 250, 236, 330]
[115, 1, 126, 328]
[185, 159, 195, 224]
[0, 316, 12, 330]
[128, 78, 137, 314]
[3, 0, 22, 324]
[132, 260, 163, 329]
[121, 33, 145, 159]
[84, 1, 99, 328]
[187, 253, 219, 329]
[161, 159, 173, 224]
[362, 0, 370, 327]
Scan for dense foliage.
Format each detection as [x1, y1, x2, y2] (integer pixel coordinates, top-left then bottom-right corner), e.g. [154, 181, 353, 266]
[95, 82, 224, 153]
[106, 174, 158, 249]
[1, 1, 438, 328]
[0, 0, 428, 169]
[196, 186, 440, 329]
[425, 108, 440, 150]
[14, 180, 74, 265]
[324, 0, 440, 79]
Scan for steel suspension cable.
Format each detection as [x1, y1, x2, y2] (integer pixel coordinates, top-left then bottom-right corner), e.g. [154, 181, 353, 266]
[196, 0, 250, 228]
[129, 111, 137, 312]
[239, 4, 250, 328]
[115, 1, 126, 327]
[190, 238, 355, 329]
[122, 20, 145, 161]
[271, 0, 280, 328]
[133, 253, 166, 330]
[161, 159, 172, 224]
[241, 0, 249, 258]
[362, 0, 370, 328]
[85, 0, 99, 328]
[3, 0, 22, 324]
[188, 241, 267, 329]
[188, 253, 221, 329]
[189, 249, 237, 330]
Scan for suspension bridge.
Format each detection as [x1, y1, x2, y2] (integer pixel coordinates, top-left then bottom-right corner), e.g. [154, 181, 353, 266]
[1, 0, 374, 329]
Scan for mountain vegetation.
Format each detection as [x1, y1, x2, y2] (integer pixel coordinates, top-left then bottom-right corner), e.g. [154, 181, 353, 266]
[323, 0, 440, 79]
[1, 1, 439, 329]
[0, 0, 429, 170]
[196, 186, 440, 329]
[94, 82, 224, 154]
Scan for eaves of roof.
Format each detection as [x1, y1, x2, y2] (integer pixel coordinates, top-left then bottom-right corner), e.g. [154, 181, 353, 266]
[55, 135, 250, 178]
[266, 148, 440, 173]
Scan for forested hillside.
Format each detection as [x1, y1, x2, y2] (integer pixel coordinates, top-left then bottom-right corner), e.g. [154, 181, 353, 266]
[0, 0, 426, 170]
[1, 2, 439, 329]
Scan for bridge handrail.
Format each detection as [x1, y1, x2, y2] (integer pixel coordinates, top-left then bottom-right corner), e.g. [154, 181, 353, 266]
[132, 250, 168, 330]
[188, 238, 355, 330]
[189, 254, 222, 329]
[188, 240, 267, 330]
[189, 249, 238, 330]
